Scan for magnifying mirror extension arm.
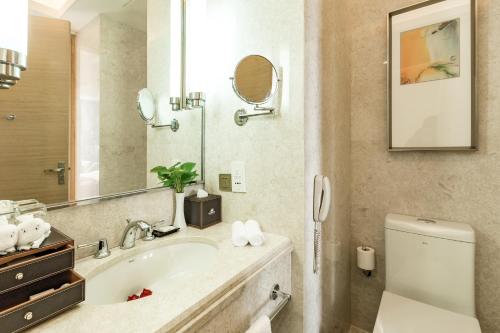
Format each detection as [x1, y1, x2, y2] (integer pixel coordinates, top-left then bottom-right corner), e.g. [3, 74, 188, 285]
[230, 55, 280, 126]
[137, 88, 179, 132]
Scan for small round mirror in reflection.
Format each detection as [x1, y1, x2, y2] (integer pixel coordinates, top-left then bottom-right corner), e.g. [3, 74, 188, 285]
[232, 55, 279, 105]
[136, 88, 156, 122]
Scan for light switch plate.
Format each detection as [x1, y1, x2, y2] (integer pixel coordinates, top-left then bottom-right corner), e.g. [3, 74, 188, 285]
[219, 174, 232, 192]
[231, 161, 246, 193]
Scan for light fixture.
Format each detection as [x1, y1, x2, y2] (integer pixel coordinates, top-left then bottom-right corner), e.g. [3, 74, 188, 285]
[0, 0, 28, 89]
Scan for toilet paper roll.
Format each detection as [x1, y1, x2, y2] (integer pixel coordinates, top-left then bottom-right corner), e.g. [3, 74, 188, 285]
[357, 246, 375, 271]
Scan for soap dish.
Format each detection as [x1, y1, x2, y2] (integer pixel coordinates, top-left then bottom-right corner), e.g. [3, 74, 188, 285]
[152, 225, 180, 238]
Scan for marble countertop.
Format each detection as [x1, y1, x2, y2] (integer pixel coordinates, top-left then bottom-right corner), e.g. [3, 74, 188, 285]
[26, 223, 293, 333]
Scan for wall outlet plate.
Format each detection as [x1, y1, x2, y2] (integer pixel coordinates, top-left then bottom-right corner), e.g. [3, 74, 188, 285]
[231, 161, 246, 193]
[219, 174, 232, 192]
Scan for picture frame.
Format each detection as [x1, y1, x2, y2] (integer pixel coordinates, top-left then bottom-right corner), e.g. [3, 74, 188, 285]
[388, 0, 477, 151]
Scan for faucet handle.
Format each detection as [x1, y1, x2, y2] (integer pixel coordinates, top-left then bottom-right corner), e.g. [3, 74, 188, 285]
[124, 219, 156, 242]
[78, 239, 111, 259]
[141, 222, 155, 242]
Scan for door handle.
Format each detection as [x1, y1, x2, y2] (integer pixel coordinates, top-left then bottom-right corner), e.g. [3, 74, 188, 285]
[44, 168, 64, 173]
[44, 162, 66, 185]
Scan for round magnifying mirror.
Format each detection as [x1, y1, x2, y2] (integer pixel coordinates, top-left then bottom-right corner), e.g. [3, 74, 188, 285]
[232, 55, 279, 105]
[137, 88, 156, 122]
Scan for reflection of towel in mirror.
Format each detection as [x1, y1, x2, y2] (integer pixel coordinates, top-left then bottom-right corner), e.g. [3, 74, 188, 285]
[0, 216, 8, 225]
[16, 214, 51, 250]
[0, 200, 14, 220]
[0, 224, 18, 255]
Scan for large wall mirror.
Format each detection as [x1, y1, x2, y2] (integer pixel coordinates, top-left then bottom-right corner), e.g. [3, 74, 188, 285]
[0, 0, 202, 206]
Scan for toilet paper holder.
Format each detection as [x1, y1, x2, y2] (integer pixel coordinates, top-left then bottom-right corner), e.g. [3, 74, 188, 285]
[357, 245, 376, 277]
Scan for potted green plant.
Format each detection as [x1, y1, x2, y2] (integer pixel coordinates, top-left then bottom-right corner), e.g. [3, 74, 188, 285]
[151, 162, 198, 229]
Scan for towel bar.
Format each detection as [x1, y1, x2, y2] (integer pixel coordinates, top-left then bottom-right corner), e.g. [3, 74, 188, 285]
[268, 284, 291, 321]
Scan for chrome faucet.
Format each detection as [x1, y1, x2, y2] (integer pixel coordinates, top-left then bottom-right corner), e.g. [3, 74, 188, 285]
[120, 219, 155, 249]
[78, 239, 111, 259]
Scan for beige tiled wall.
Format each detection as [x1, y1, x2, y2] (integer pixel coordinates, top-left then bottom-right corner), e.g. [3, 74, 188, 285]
[184, 252, 291, 333]
[100, 15, 147, 195]
[304, 0, 352, 332]
[202, 0, 305, 331]
[46, 188, 183, 259]
[349, 1, 500, 332]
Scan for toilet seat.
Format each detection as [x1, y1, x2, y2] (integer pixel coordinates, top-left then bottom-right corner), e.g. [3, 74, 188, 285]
[373, 291, 481, 333]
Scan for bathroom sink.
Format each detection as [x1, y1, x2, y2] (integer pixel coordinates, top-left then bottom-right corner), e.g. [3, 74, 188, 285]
[85, 241, 217, 305]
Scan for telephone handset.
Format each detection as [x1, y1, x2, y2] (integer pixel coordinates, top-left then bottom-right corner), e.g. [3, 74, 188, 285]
[312, 175, 331, 274]
[313, 175, 331, 223]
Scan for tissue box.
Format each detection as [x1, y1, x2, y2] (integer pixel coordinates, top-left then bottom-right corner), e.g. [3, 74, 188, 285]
[184, 194, 221, 229]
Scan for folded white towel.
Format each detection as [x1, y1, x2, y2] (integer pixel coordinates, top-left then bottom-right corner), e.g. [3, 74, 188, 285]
[245, 220, 265, 247]
[232, 221, 249, 247]
[245, 315, 272, 333]
[16, 215, 51, 250]
[0, 224, 18, 255]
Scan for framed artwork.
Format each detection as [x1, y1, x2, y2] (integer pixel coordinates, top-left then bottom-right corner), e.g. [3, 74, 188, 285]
[388, 0, 477, 151]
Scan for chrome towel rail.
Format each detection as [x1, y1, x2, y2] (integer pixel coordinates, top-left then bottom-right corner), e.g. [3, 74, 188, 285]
[269, 284, 291, 321]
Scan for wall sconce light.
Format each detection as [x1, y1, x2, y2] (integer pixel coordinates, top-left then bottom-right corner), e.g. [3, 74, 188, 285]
[0, 0, 28, 89]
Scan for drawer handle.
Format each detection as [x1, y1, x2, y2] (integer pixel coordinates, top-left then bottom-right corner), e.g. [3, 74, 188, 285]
[24, 312, 33, 321]
[15, 272, 24, 280]
[208, 208, 216, 216]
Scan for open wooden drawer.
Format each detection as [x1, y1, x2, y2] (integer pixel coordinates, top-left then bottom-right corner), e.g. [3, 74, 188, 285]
[0, 270, 85, 333]
[0, 229, 75, 294]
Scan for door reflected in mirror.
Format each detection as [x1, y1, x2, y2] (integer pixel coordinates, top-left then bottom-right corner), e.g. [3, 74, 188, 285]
[0, 0, 201, 205]
[232, 55, 279, 105]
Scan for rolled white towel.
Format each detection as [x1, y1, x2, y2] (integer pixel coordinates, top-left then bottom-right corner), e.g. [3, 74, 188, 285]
[245, 220, 265, 247]
[0, 224, 18, 255]
[232, 221, 248, 247]
[245, 315, 272, 333]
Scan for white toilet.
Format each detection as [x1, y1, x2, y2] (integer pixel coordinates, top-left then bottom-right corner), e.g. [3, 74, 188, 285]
[373, 214, 482, 333]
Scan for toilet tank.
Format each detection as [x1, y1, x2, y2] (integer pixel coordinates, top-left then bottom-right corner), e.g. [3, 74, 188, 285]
[385, 214, 476, 317]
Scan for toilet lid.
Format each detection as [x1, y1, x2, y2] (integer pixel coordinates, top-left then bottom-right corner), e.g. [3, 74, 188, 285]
[374, 291, 481, 333]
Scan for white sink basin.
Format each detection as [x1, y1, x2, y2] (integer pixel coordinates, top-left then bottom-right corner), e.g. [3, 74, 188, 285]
[85, 241, 217, 305]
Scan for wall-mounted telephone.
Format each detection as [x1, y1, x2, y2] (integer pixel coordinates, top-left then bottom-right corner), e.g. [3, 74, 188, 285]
[313, 175, 331, 274]
[313, 175, 331, 223]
